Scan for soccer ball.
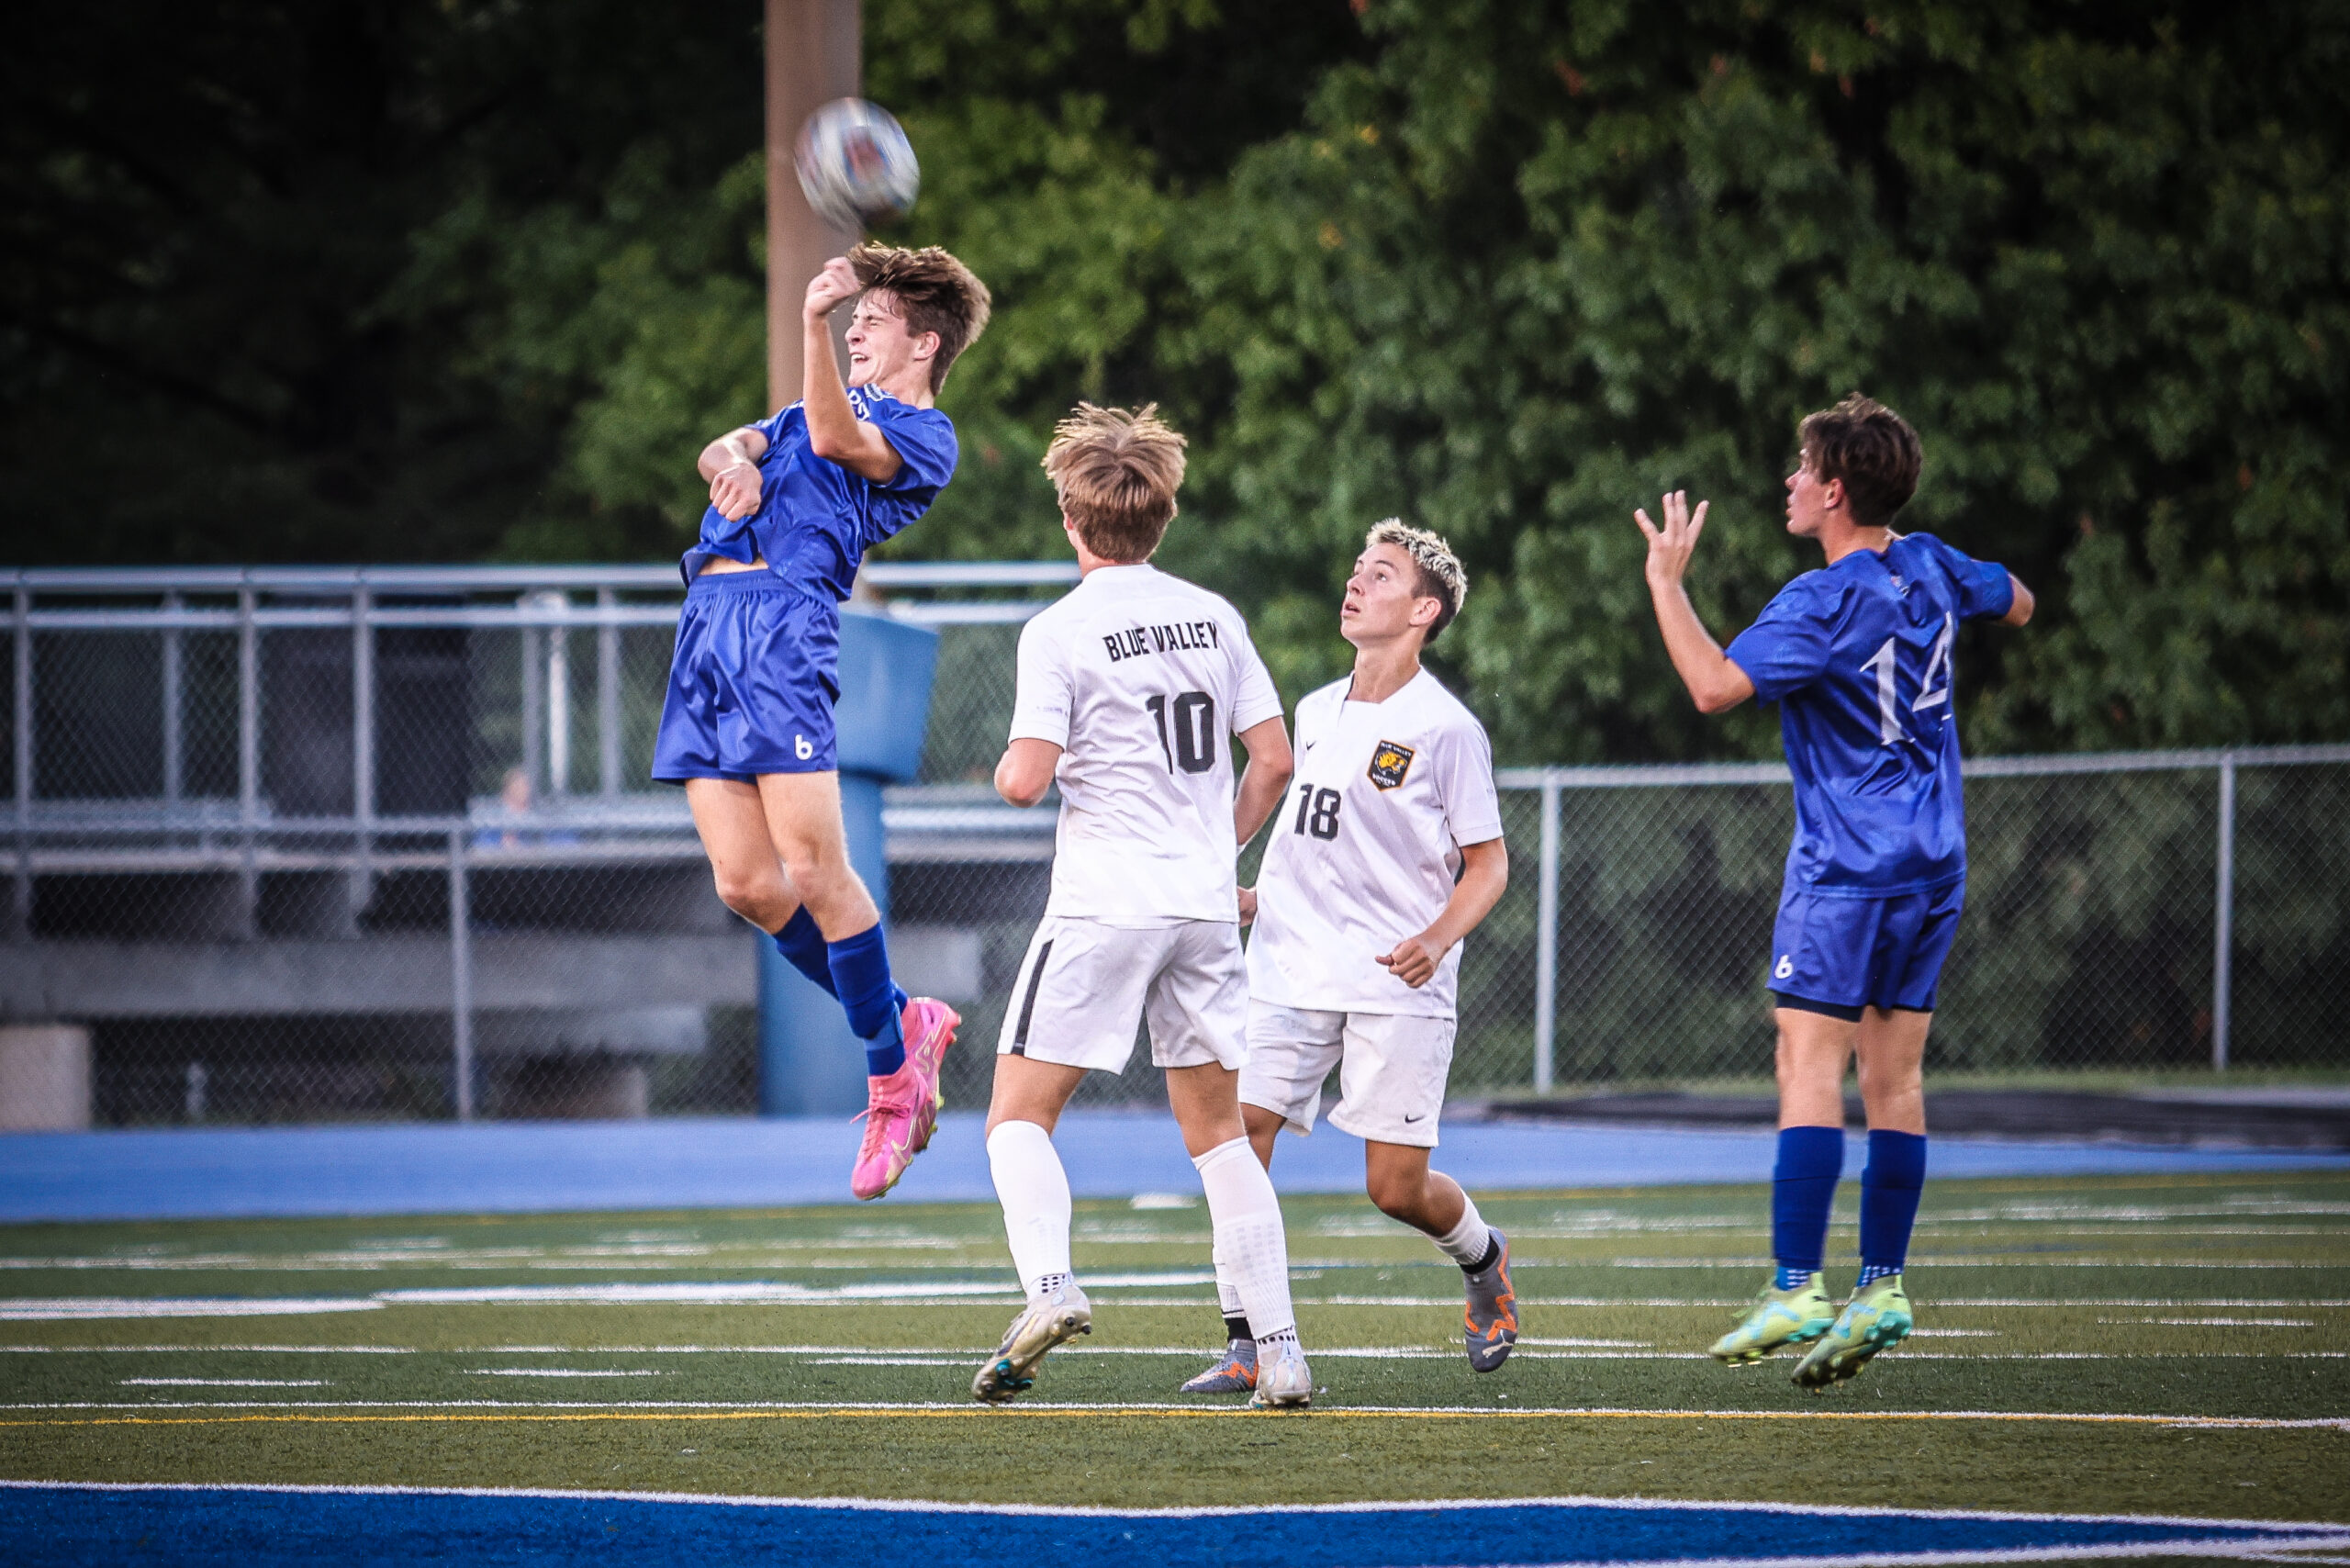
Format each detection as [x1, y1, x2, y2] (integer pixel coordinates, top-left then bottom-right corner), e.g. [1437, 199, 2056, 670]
[794, 98, 920, 230]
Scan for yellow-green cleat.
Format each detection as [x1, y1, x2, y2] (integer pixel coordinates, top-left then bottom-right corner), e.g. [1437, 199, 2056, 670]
[1707, 1272, 1836, 1364]
[1791, 1273, 1914, 1390]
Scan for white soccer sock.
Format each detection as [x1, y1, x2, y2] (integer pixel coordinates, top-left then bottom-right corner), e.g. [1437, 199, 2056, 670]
[1193, 1136, 1295, 1342]
[1214, 1258, 1245, 1318]
[988, 1119, 1072, 1302]
[1432, 1191, 1494, 1269]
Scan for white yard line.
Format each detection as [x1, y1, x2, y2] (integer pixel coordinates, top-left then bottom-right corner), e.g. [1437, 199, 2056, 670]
[1, 1294, 2343, 1326]
[466, 1369, 666, 1378]
[3, 1399, 2344, 1430]
[117, 1379, 328, 1387]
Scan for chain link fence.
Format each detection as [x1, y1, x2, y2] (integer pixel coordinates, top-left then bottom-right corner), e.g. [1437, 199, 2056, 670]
[4, 566, 2344, 1127]
[1497, 750, 2350, 1094]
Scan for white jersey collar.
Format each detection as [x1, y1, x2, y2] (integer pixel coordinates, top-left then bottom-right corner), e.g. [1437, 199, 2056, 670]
[1342, 665, 1432, 709]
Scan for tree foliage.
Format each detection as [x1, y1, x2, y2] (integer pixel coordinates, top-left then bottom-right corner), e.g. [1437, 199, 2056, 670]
[6, 0, 2345, 760]
[1166, 0, 2350, 758]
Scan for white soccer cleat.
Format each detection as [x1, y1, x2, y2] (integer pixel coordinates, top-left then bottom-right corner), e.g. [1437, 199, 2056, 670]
[971, 1282, 1092, 1404]
[1248, 1336, 1312, 1409]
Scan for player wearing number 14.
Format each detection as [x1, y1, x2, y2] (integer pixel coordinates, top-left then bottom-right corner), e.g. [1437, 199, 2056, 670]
[1637, 394, 2034, 1390]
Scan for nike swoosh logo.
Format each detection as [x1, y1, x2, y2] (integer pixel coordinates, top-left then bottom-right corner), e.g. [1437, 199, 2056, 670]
[1403, 1113, 1425, 1123]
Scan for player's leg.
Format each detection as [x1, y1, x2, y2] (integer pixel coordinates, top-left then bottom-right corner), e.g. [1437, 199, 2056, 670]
[1167, 1062, 1310, 1407]
[755, 771, 959, 1199]
[1792, 1005, 1928, 1388]
[1244, 1102, 1281, 1167]
[1333, 1014, 1514, 1371]
[1713, 886, 1871, 1363]
[1852, 1007, 1929, 1294]
[1360, 1143, 1515, 1372]
[973, 1053, 1093, 1403]
[1793, 884, 1953, 1388]
[659, 588, 841, 995]
[1711, 1002, 1853, 1362]
[755, 771, 890, 1049]
[1153, 927, 1312, 1408]
[1184, 1006, 1338, 1394]
[970, 920, 1153, 1402]
[683, 778, 835, 996]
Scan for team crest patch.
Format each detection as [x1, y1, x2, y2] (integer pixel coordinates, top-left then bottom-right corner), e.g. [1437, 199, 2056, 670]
[1368, 741, 1416, 790]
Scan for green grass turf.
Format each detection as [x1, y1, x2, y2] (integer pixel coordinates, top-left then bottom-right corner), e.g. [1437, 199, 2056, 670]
[1, 1170, 2344, 1528]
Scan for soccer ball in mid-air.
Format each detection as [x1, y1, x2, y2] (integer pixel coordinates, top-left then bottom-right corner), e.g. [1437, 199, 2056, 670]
[795, 97, 920, 230]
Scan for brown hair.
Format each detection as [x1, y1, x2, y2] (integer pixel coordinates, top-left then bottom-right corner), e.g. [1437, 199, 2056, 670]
[848, 242, 991, 395]
[1797, 393, 1921, 527]
[1364, 519, 1469, 644]
[1042, 403, 1188, 563]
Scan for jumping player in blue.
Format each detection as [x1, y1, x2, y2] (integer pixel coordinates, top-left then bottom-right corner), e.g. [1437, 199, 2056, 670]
[654, 243, 990, 1201]
[1635, 394, 2034, 1388]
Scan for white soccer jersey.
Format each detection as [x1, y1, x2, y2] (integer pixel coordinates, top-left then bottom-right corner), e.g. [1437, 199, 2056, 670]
[1246, 668, 1504, 1018]
[1010, 564, 1285, 925]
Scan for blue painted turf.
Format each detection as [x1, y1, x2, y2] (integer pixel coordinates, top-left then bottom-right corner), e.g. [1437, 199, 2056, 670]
[3, 1484, 2343, 1566]
[3, 1111, 2344, 1222]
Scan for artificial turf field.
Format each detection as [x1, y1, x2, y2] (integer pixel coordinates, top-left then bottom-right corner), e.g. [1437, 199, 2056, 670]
[2, 1168, 2345, 1564]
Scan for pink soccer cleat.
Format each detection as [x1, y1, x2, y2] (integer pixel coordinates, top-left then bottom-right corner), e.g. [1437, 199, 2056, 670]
[849, 998, 959, 1201]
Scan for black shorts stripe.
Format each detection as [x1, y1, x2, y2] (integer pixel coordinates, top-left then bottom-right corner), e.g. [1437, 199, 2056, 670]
[1772, 991, 1865, 1023]
[1011, 938, 1055, 1055]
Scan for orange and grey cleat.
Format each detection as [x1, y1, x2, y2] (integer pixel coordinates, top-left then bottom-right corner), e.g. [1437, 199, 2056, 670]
[1178, 1339, 1259, 1394]
[1463, 1227, 1517, 1373]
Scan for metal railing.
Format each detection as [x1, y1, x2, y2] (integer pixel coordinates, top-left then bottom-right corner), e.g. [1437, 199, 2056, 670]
[5, 563, 2344, 1126]
[1495, 745, 2350, 1093]
[2, 564, 1069, 1125]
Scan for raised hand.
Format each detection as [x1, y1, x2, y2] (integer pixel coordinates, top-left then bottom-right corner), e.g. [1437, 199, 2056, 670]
[802, 256, 862, 324]
[1634, 490, 1712, 591]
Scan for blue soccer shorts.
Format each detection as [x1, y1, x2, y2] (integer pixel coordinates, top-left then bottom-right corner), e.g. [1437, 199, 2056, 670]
[652, 570, 840, 782]
[1767, 879, 1964, 1019]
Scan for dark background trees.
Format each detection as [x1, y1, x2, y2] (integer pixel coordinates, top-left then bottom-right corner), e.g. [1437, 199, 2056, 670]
[6, 0, 2345, 761]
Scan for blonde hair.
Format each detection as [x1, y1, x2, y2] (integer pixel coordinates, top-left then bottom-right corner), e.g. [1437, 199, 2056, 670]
[1365, 519, 1468, 643]
[1042, 403, 1189, 563]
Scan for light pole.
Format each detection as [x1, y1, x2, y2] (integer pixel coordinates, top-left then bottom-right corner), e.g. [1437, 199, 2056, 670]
[765, 0, 862, 410]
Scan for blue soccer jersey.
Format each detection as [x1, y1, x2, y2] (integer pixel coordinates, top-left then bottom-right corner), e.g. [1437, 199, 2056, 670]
[1725, 532, 2014, 898]
[679, 386, 958, 596]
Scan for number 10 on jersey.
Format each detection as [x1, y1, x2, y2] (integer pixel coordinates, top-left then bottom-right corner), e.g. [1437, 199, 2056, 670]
[1146, 692, 1216, 774]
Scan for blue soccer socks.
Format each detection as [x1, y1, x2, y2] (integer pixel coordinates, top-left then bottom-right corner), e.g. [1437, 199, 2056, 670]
[1859, 1128, 1928, 1281]
[771, 907, 838, 998]
[826, 923, 908, 1077]
[1772, 1126, 1845, 1284]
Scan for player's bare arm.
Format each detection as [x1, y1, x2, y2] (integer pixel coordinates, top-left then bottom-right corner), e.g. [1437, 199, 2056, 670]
[1232, 715, 1293, 847]
[993, 738, 1060, 810]
[1376, 835, 1507, 988]
[2002, 574, 2035, 625]
[1227, 716, 1293, 928]
[698, 429, 771, 521]
[802, 258, 913, 485]
[1635, 490, 1757, 714]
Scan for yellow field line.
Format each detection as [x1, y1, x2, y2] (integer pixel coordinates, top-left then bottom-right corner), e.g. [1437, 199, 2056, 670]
[6, 1406, 2343, 1432]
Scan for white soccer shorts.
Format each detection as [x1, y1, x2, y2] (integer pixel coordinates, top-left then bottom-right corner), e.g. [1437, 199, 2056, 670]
[1238, 1002, 1458, 1148]
[996, 917, 1248, 1076]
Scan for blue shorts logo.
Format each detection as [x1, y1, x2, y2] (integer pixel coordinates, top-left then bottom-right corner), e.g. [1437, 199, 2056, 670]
[796, 734, 814, 761]
[1774, 955, 1795, 980]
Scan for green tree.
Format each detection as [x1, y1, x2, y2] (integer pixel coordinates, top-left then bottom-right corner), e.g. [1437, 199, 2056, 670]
[397, 0, 1365, 561]
[1, 1, 769, 564]
[1166, 0, 2350, 759]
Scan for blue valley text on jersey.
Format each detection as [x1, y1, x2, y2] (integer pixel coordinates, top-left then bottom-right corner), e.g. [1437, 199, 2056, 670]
[1102, 620, 1224, 663]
